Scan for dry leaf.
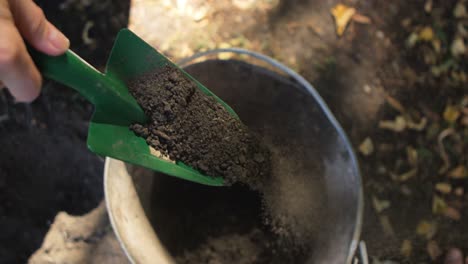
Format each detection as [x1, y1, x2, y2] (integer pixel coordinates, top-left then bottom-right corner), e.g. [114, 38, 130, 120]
[438, 128, 459, 174]
[406, 32, 419, 48]
[448, 165, 467, 179]
[419, 26, 434, 41]
[458, 22, 468, 37]
[401, 239, 412, 258]
[385, 94, 406, 113]
[427, 240, 442, 260]
[401, 18, 411, 27]
[462, 116, 468, 126]
[359, 137, 374, 156]
[443, 105, 461, 123]
[401, 185, 412, 196]
[433, 195, 448, 214]
[454, 1, 467, 18]
[352, 13, 371, 24]
[379, 116, 426, 132]
[363, 84, 372, 94]
[416, 220, 437, 239]
[331, 4, 356, 36]
[379, 215, 395, 237]
[443, 207, 461, 221]
[451, 37, 466, 57]
[425, 0, 433, 13]
[372, 196, 391, 213]
[435, 182, 452, 194]
[407, 117, 427, 131]
[432, 39, 441, 53]
[232, 0, 256, 10]
[397, 169, 417, 182]
[406, 146, 418, 167]
[379, 116, 406, 132]
[454, 187, 464, 196]
[217, 43, 233, 60]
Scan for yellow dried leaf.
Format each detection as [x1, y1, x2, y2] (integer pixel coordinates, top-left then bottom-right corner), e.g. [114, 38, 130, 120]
[443, 105, 460, 123]
[359, 137, 374, 156]
[419, 26, 434, 41]
[432, 195, 448, 214]
[406, 32, 419, 48]
[331, 4, 356, 36]
[406, 146, 418, 167]
[416, 220, 437, 239]
[451, 37, 466, 57]
[454, 1, 467, 18]
[427, 240, 441, 260]
[397, 169, 417, 182]
[352, 13, 371, 24]
[379, 215, 395, 237]
[435, 182, 452, 194]
[385, 94, 406, 113]
[432, 39, 441, 53]
[443, 207, 461, 221]
[425, 0, 433, 13]
[379, 116, 406, 132]
[448, 165, 467, 179]
[401, 239, 412, 258]
[372, 196, 390, 213]
[407, 117, 427, 131]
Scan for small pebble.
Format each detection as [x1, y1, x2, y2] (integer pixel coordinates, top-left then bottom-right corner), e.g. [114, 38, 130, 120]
[444, 248, 463, 264]
[363, 84, 372, 94]
[239, 155, 246, 163]
[254, 153, 265, 163]
[455, 187, 464, 197]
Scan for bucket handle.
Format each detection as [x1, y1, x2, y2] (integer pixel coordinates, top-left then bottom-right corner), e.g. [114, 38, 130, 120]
[352, 241, 369, 264]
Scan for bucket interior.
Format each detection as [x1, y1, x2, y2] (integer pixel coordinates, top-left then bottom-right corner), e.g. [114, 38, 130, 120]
[109, 59, 362, 264]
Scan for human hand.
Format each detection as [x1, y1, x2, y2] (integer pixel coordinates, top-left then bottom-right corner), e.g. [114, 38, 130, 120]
[0, 0, 69, 102]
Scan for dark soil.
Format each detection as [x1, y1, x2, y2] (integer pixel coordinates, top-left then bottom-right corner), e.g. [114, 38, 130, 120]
[0, 90, 104, 263]
[148, 172, 306, 264]
[128, 66, 271, 187]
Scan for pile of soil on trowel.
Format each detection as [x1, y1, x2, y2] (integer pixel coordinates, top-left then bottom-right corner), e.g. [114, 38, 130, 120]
[128, 65, 271, 187]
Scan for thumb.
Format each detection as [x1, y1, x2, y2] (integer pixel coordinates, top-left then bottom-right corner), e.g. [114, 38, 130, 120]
[9, 0, 69, 56]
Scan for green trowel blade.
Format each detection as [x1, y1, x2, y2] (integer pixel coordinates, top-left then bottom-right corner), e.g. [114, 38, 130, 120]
[87, 29, 237, 186]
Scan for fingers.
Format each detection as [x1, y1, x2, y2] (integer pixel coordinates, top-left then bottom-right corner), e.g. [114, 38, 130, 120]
[8, 0, 69, 56]
[0, 1, 41, 102]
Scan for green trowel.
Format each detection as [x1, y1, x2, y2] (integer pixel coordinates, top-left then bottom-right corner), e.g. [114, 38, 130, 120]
[30, 29, 236, 186]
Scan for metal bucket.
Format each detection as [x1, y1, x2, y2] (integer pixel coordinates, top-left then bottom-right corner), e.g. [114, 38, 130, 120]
[105, 49, 364, 264]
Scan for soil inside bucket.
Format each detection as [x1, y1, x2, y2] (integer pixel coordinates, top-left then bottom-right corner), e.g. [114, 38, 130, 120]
[148, 174, 307, 264]
[128, 66, 271, 187]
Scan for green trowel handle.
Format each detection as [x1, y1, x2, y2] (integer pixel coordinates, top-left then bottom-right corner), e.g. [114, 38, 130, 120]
[29, 49, 146, 123]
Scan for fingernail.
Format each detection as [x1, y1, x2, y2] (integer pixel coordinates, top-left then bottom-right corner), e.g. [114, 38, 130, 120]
[48, 24, 70, 52]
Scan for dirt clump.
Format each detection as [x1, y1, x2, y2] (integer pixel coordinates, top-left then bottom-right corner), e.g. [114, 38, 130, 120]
[128, 65, 271, 187]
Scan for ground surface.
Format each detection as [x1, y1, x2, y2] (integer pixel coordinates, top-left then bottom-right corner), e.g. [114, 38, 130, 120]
[0, 0, 466, 263]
